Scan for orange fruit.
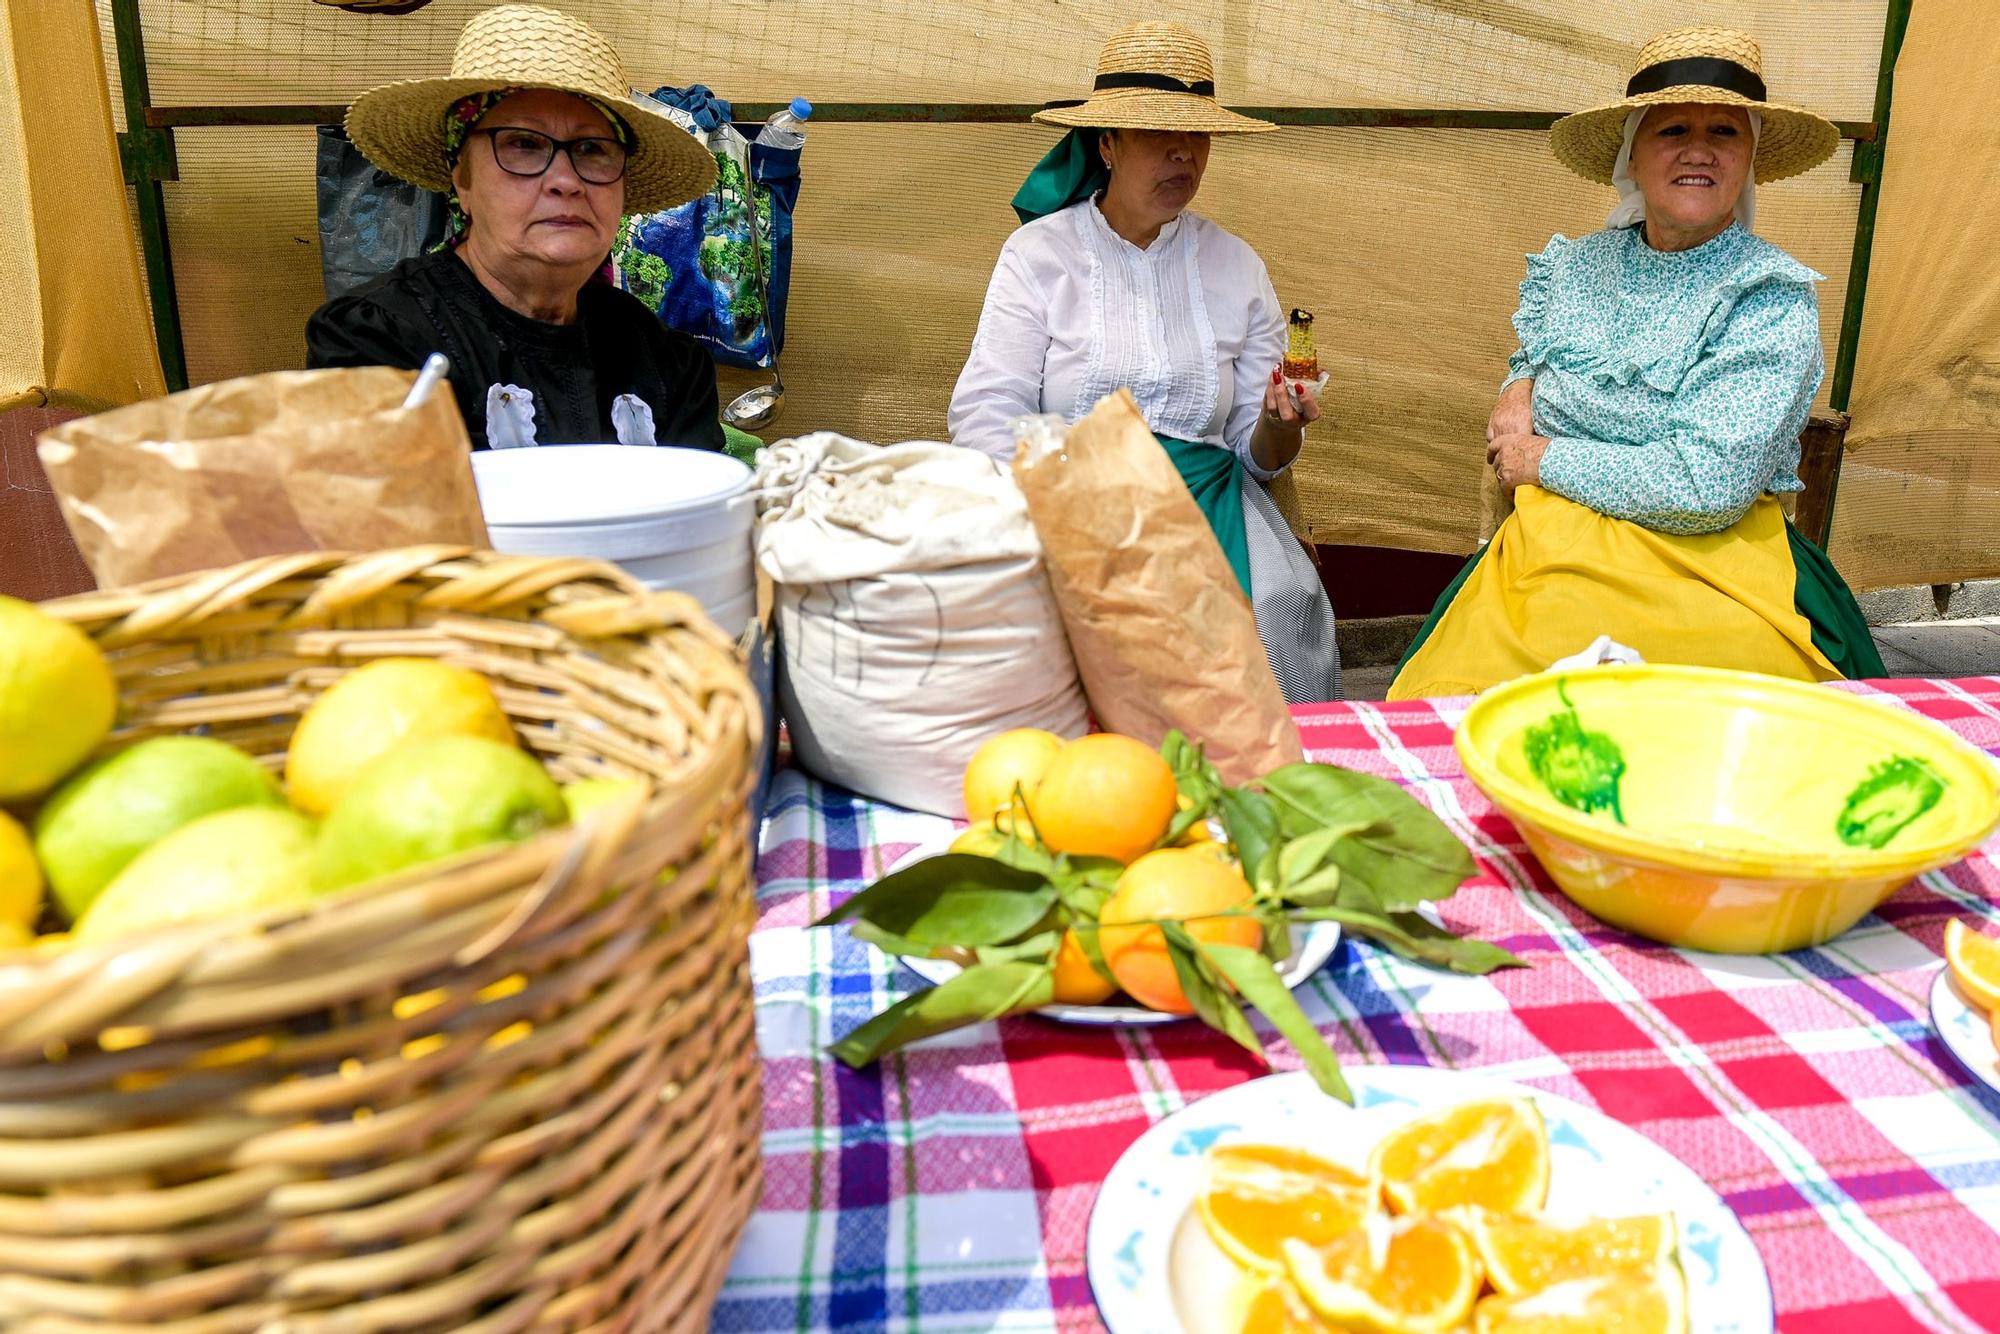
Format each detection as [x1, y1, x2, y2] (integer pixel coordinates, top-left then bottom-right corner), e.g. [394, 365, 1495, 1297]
[1370, 1098, 1550, 1216]
[1198, 1144, 1373, 1274]
[1283, 1214, 1482, 1334]
[962, 729, 1065, 824]
[1027, 733, 1177, 864]
[1050, 929, 1116, 1005]
[1234, 1274, 1346, 1332]
[1944, 918, 2000, 1012]
[1473, 1266, 1688, 1334]
[1098, 848, 1260, 1014]
[1461, 1208, 1677, 1296]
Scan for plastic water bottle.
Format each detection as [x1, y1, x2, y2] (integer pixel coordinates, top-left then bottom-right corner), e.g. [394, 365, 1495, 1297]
[754, 97, 812, 150]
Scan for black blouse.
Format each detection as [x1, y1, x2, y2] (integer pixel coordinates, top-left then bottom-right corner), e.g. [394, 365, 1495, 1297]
[305, 249, 724, 452]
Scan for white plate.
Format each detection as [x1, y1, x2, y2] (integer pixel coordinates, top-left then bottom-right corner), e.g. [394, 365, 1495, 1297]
[1930, 965, 2000, 1093]
[880, 836, 1341, 1027]
[1087, 1065, 1773, 1334]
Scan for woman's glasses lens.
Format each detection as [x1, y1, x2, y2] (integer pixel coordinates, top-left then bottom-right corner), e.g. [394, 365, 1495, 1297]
[488, 128, 628, 184]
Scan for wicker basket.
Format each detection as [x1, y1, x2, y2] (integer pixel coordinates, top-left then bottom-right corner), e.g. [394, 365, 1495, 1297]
[0, 547, 763, 1331]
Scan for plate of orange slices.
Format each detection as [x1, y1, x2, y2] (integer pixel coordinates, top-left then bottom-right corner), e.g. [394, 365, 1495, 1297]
[1933, 918, 2000, 1093]
[1086, 1065, 1770, 1334]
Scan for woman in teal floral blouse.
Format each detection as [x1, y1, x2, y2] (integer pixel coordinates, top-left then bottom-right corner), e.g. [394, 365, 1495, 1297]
[1392, 25, 1882, 698]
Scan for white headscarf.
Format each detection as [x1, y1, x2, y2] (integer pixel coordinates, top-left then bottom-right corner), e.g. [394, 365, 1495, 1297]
[1605, 107, 1762, 233]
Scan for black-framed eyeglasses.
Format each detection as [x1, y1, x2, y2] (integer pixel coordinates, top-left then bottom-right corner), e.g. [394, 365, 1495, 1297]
[473, 126, 628, 184]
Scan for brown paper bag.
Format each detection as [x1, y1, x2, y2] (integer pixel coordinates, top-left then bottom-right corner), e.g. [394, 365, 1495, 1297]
[1012, 389, 1303, 784]
[37, 367, 489, 587]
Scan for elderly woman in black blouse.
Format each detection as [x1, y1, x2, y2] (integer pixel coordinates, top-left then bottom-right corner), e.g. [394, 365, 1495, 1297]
[308, 5, 722, 450]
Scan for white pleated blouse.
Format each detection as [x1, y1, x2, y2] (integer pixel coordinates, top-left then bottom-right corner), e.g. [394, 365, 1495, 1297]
[947, 199, 1289, 481]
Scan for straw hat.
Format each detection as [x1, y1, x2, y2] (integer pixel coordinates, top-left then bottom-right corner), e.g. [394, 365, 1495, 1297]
[344, 4, 716, 213]
[1550, 27, 1839, 185]
[1034, 22, 1274, 135]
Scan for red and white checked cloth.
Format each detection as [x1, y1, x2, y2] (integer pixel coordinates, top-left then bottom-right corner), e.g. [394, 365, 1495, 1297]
[718, 678, 2000, 1333]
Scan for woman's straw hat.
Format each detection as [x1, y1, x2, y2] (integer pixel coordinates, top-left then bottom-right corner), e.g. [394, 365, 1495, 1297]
[1034, 22, 1274, 135]
[1550, 27, 1840, 185]
[345, 4, 716, 213]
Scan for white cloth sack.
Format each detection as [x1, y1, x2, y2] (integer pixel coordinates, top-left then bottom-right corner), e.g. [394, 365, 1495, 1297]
[754, 432, 1090, 815]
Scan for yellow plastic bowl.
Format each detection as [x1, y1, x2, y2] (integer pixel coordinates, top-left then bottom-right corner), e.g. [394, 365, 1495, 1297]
[1457, 664, 2000, 954]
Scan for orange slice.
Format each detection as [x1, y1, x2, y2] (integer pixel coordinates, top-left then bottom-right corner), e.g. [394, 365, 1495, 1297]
[1473, 1266, 1688, 1334]
[1944, 918, 2000, 1012]
[1232, 1274, 1348, 1332]
[1460, 1207, 1677, 1295]
[1369, 1098, 1550, 1215]
[1198, 1144, 1374, 1275]
[1282, 1214, 1483, 1334]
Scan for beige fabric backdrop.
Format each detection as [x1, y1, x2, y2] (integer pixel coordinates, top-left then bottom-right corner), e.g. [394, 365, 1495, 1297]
[97, 1, 1887, 557]
[1828, 2, 2000, 590]
[1, 1, 164, 414]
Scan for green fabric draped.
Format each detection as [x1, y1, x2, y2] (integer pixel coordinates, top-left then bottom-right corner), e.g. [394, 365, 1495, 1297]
[1788, 524, 1886, 679]
[1395, 521, 1886, 681]
[1159, 435, 1251, 598]
[1012, 129, 1108, 225]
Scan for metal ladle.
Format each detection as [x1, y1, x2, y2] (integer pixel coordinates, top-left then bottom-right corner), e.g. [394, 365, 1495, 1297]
[722, 168, 785, 432]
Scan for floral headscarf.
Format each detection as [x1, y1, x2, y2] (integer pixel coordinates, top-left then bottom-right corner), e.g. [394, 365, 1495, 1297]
[435, 88, 634, 247]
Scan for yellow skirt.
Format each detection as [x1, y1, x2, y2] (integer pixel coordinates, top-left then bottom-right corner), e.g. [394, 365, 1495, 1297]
[1388, 487, 1839, 700]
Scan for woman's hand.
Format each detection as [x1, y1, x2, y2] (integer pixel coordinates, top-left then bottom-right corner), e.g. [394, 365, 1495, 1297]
[1488, 378, 1535, 443]
[1251, 369, 1320, 471]
[1486, 432, 1549, 491]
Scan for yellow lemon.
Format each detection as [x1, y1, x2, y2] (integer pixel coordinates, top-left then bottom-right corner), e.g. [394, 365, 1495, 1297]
[76, 807, 318, 945]
[0, 920, 32, 951]
[34, 736, 285, 923]
[0, 811, 43, 929]
[286, 659, 517, 816]
[311, 735, 567, 893]
[0, 595, 116, 801]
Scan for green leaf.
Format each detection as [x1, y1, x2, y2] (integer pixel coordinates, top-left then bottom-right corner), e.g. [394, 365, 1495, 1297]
[816, 854, 1057, 946]
[1262, 765, 1476, 910]
[1161, 921, 1261, 1057]
[1291, 906, 1525, 975]
[848, 920, 951, 959]
[974, 930, 1063, 968]
[990, 835, 1056, 876]
[829, 962, 1055, 1067]
[1164, 731, 1225, 845]
[1278, 825, 1366, 888]
[1201, 943, 1353, 1104]
[1260, 908, 1293, 965]
[1283, 864, 1344, 907]
[1218, 787, 1282, 894]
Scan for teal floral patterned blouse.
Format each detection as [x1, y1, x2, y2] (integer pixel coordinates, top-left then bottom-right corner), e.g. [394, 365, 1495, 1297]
[1503, 223, 1823, 535]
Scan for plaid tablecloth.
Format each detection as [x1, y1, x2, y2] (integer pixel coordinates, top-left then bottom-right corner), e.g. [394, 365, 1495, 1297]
[716, 677, 2000, 1334]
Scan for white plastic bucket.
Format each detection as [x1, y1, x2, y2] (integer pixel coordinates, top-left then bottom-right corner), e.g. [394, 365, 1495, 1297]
[471, 445, 754, 621]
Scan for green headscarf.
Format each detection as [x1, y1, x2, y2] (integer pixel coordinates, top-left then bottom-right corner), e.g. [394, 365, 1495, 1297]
[1011, 128, 1108, 225]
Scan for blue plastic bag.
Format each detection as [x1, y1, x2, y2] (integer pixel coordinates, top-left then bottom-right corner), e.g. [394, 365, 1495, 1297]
[611, 87, 802, 371]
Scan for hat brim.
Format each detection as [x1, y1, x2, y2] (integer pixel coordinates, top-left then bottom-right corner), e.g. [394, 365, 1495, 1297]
[345, 76, 718, 214]
[1033, 88, 1275, 135]
[1550, 87, 1841, 185]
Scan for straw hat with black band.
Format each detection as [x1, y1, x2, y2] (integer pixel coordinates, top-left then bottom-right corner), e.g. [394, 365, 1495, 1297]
[1550, 26, 1840, 186]
[1013, 22, 1271, 225]
[344, 3, 715, 215]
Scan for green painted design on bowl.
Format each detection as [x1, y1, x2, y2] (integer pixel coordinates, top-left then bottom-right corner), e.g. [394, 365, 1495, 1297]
[1836, 756, 1946, 850]
[1524, 680, 1627, 824]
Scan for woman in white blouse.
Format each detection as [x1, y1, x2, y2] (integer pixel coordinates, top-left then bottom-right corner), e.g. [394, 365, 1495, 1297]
[948, 22, 1340, 703]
